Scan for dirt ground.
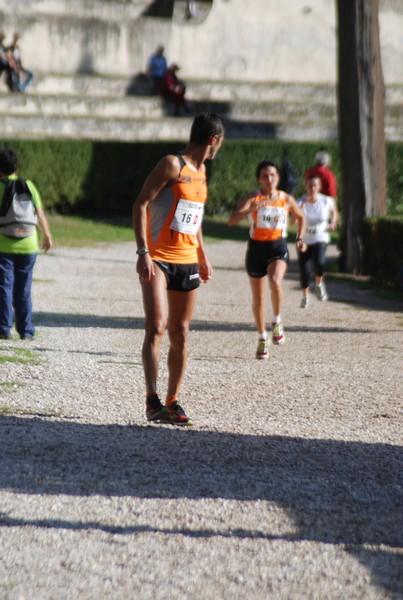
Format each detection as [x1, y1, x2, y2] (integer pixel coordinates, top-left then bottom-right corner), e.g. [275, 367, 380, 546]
[0, 239, 402, 599]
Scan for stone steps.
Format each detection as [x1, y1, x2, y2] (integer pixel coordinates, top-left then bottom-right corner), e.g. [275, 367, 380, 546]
[1, 72, 402, 142]
[0, 93, 164, 120]
[27, 73, 339, 102]
[0, 92, 340, 121]
[2, 114, 308, 142]
[19, 73, 131, 98]
[15, 72, 403, 104]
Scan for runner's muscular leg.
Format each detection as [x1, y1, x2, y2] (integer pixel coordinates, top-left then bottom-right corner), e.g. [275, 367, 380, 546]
[166, 288, 198, 398]
[267, 259, 287, 316]
[248, 276, 267, 333]
[140, 267, 168, 396]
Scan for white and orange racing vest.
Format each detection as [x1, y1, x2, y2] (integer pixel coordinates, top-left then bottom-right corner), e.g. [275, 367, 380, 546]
[248, 190, 289, 241]
[146, 156, 207, 263]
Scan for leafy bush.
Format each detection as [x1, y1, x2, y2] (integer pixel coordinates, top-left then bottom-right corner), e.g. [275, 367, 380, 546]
[2, 137, 401, 286]
[206, 139, 340, 214]
[80, 141, 183, 214]
[386, 143, 403, 215]
[0, 138, 401, 220]
[0, 139, 92, 213]
[362, 217, 403, 288]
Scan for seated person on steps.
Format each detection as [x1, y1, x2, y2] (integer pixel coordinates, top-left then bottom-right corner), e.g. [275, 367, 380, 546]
[160, 63, 190, 116]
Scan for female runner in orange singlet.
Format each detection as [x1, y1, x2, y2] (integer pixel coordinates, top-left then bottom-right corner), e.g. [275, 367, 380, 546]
[228, 160, 306, 359]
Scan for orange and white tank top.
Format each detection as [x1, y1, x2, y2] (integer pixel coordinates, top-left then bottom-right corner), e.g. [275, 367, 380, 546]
[248, 190, 289, 241]
[147, 155, 207, 263]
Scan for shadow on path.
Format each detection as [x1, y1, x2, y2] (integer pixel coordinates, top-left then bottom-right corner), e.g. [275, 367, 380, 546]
[0, 418, 401, 595]
[32, 312, 382, 335]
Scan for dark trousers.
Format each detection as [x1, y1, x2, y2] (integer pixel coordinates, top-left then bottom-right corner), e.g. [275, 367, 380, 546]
[298, 242, 328, 289]
[0, 253, 37, 338]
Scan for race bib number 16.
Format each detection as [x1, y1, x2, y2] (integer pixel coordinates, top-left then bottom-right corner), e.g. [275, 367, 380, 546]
[170, 199, 204, 235]
[257, 206, 287, 230]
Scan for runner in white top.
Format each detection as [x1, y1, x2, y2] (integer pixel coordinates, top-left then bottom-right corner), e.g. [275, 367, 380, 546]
[297, 175, 338, 307]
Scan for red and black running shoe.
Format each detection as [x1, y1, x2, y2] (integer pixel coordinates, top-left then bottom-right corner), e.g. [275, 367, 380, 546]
[146, 394, 171, 422]
[167, 401, 193, 426]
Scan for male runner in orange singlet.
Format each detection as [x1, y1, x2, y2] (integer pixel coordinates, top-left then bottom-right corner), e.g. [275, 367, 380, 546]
[133, 112, 224, 425]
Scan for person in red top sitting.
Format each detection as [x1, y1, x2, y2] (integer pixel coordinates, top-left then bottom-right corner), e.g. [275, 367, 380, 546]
[304, 151, 338, 199]
[160, 63, 190, 116]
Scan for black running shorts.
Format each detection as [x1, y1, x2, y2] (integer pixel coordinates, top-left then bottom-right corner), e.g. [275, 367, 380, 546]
[246, 238, 289, 278]
[154, 261, 200, 292]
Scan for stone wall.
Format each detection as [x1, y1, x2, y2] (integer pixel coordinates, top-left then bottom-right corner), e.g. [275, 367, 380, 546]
[0, 0, 402, 84]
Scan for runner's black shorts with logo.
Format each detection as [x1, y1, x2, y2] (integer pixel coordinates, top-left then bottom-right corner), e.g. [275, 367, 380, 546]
[246, 238, 289, 278]
[155, 261, 200, 291]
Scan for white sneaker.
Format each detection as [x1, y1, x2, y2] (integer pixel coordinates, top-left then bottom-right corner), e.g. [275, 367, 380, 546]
[300, 296, 309, 309]
[272, 322, 285, 345]
[316, 282, 328, 301]
[256, 338, 269, 359]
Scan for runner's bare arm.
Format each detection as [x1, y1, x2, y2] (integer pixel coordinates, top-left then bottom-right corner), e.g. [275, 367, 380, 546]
[286, 194, 307, 250]
[227, 192, 256, 226]
[196, 227, 212, 283]
[132, 155, 181, 280]
[133, 155, 180, 247]
[328, 201, 338, 231]
[37, 207, 53, 252]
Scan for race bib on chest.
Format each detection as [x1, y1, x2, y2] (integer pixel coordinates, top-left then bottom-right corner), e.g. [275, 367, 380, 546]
[170, 199, 204, 235]
[306, 222, 328, 235]
[256, 205, 287, 230]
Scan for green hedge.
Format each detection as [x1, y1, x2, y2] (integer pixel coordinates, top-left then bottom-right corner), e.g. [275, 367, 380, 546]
[1, 138, 401, 216]
[386, 143, 403, 216]
[362, 217, 403, 288]
[207, 140, 341, 214]
[2, 137, 401, 287]
[1, 138, 340, 214]
[0, 140, 92, 213]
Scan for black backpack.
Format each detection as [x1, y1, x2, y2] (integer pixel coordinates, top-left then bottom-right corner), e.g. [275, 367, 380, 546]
[0, 178, 38, 238]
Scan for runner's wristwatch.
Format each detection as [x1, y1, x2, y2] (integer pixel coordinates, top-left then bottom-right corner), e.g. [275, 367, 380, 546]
[136, 248, 149, 255]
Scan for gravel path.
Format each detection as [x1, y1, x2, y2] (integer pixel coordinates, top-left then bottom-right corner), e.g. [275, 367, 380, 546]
[0, 239, 402, 600]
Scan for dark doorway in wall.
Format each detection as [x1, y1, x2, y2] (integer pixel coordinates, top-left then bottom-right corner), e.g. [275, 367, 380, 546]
[142, 0, 175, 17]
[143, 0, 213, 21]
[76, 52, 95, 74]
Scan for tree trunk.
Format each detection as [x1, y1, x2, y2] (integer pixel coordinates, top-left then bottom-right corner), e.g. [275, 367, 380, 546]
[337, 0, 386, 273]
